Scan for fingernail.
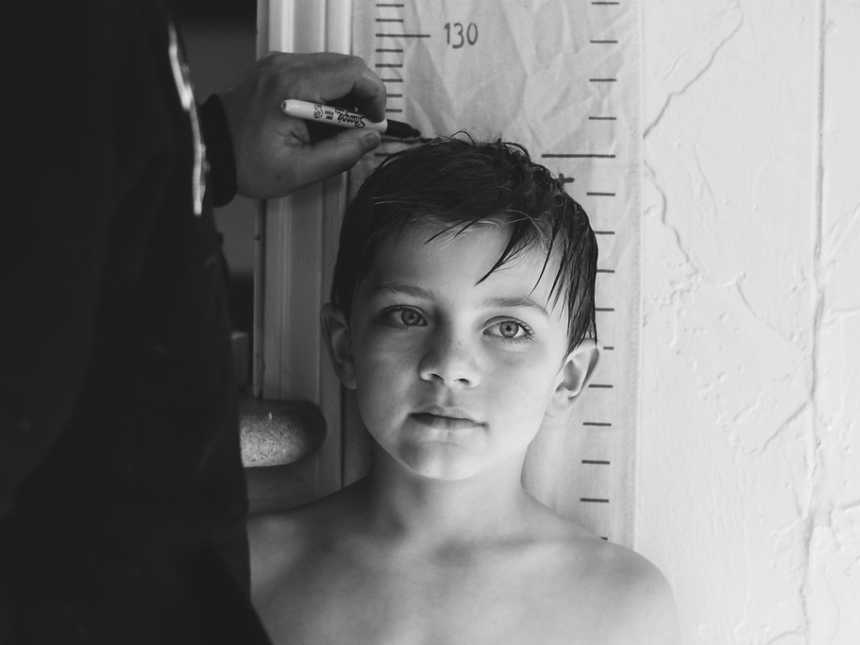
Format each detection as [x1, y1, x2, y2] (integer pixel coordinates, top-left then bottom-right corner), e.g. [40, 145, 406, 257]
[362, 130, 382, 149]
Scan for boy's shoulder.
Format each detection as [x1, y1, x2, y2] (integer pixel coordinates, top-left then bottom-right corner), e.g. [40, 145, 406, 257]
[518, 507, 678, 643]
[247, 482, 363, 591]
[553, 534, 680, 644]
[246, 506, 309, 586]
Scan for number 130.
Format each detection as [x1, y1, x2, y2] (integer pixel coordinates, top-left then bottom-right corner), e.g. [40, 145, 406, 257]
[444, 22, 478, 48]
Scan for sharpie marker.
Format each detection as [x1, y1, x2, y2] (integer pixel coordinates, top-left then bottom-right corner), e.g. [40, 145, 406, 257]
[280, 99, 421, 139]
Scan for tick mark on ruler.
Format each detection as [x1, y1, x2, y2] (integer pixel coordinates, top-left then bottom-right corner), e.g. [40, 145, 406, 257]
[595, 307, 615, 312]
[375, 18, 404, 23]
[375, 48, 404, 53]
[583, 421, 612, 427]
[582, 460, 611, 465]
[382, 78, 404, 83]
[586, 192, 616, 197]
[594, 230, 616, 235]
[580, 498, 610, 503]
[592, 1, 621, 5]
[375, 2, 405, 6]
[542, 153, 616, 159]
[376, 33, 432, 38]
[385, 108, 404, 114]
[602, 346, 615, 351]
[375, 63, 404, 68]
[589, 78, 618, 83]
[588, 384, 614, 389]
[590, 40, 619, 44]
[589, 116, 617, 121]
[596, 268, 615, 274]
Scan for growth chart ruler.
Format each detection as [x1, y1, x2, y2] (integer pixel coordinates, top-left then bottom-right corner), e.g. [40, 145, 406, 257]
[351, 0, 641, 546]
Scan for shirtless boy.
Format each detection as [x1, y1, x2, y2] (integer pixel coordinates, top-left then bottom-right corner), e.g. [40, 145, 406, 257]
[249, 138, 680, 645]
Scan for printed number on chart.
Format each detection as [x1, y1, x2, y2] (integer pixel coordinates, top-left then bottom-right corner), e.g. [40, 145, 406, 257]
[443, 22, 478, 48]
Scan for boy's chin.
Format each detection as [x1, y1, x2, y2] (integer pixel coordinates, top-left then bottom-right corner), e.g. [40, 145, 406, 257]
[394, 445, 486, 482]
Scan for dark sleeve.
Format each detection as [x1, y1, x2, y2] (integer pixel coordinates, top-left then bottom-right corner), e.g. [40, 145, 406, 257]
[199, 94, 238, 207]
[0, 4, 115, 519]
[0, 2, 156, 520]
[0, 6, 118, 631]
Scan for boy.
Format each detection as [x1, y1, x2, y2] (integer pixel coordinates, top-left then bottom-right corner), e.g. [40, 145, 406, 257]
[249, 138, 680, 644]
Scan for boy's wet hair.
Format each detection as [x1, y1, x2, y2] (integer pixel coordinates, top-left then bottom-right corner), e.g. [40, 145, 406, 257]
[331, 136, 598, 352]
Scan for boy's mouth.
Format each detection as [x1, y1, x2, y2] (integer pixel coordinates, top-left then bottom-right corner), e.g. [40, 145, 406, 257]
[410, 406, 485, 430]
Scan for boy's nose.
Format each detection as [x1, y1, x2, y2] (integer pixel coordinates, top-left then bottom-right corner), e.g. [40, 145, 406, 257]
[418, 329, 480, 389]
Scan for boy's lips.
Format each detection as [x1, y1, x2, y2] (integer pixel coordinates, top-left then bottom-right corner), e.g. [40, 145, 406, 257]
[410, 405, 485, 430]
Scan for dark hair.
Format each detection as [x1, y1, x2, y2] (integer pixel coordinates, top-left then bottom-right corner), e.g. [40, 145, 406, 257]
[331, 136, 598, 352]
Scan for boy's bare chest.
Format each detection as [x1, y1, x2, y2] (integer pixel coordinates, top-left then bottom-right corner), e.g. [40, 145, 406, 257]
[256, 550, 615, 645]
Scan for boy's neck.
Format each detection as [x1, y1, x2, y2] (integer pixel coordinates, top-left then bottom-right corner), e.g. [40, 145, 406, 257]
[360, 446, 538, 549]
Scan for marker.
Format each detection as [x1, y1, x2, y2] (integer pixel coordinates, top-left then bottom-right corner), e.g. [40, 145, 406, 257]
[280, 99, 421, 139]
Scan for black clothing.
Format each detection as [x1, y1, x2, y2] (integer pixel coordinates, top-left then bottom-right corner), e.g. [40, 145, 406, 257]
[1, 2, 267, 642]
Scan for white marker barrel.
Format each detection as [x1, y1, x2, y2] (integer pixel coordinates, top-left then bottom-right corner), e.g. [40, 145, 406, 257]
[280, 99, 388, 133]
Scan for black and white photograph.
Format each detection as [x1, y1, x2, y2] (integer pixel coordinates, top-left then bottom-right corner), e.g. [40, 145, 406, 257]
[2, 1, 858, 644]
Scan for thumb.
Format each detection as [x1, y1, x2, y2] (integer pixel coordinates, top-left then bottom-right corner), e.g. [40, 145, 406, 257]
[293, 129, 382, 186]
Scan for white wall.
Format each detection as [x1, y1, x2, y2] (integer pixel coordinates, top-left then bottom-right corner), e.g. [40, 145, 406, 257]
[638, 1, 860, 643]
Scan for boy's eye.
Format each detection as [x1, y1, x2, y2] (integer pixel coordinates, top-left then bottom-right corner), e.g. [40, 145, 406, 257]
[382, 306, 427, 327]
[485, 319, 532, 341]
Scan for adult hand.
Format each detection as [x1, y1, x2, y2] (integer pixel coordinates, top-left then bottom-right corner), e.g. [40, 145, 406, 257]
[219, 52, 386, 198]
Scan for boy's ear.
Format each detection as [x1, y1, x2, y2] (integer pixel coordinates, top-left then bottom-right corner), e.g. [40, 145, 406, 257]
[321, 303, 357, 390]
[548, 340, 599, 417]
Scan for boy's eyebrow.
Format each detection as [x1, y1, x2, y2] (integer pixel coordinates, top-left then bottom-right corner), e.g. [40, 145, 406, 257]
[371, 283, 434, 299]
[483, 296, 549, 316]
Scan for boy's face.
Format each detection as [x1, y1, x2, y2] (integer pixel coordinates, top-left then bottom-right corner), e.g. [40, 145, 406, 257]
[328, 221, 593, 481]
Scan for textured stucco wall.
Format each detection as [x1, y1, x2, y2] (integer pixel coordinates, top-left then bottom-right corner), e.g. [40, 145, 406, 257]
[638, 1, 859, 643]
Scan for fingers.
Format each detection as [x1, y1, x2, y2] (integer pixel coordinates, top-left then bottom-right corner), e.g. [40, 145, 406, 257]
[229, 52, 388, 197]
[332, 59, 387, 123]
[289, 129, 382, 190]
